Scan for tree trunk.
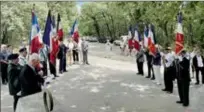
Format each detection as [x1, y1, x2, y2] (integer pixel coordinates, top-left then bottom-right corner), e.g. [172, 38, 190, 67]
[163, 21, 169, 42]
[91, 17, 101, 40]
[101, 12, 112, 39]
[109, 15, 116, 40]
[2, 27, 8, 44]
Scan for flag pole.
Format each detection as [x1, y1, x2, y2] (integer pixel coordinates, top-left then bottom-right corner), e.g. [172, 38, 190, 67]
[28, 4, 35, 60]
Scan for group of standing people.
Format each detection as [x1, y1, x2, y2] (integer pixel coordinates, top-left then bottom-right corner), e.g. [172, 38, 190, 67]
[1, 45, 45, 112]
[0, 37, 90, 112]
[135, 43, 204, 107]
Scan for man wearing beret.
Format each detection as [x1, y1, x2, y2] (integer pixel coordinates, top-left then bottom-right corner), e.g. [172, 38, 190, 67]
[7, 53, 22, 112]
[18, 47, 27, 66]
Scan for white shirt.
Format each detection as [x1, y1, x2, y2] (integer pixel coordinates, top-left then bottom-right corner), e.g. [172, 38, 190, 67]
[190, 51, 196, 59]
[165, 53, 174, 67]
[197, 56, 203, 67]
[18, 55, 27, 66]
[68, 42, 74, 51]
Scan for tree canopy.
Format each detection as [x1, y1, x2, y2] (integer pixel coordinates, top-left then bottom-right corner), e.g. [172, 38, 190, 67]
[1, 1, 204, 49]
[0, 1, 77, 47]
[79, 1, 204, 48]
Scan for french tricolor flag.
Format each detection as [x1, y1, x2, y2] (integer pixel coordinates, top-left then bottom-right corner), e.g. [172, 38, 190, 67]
[143, 25, 149, 48]
[175, 12, 184, 54]
[57, 13, 64, 41]
[30, 9, 42, 54]
[128, 26, 134, 48]
[43, 10, 59, 63]
[133, 25, 140, 51]
[148, 24, 156, 56]
[70, 20, 79, 43]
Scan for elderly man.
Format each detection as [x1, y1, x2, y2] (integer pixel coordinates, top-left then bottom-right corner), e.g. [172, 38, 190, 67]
[18, 47, 27, 66]
[19, 53, 44, 97]
[81, 38, 89, 65]
[7, 53, 22, 111]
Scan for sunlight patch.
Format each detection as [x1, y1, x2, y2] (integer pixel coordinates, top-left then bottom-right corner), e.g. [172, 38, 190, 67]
[90, 87, 100, 93]
[120, 83, 150, 92]
[100, 106, 110, 110]
[70, 105, 77, 108]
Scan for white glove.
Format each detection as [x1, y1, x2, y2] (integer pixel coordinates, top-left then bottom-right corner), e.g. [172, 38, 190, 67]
[178, 56, 183, 62]
[39, 63, 43, 68]
[38, 70, 44, 76]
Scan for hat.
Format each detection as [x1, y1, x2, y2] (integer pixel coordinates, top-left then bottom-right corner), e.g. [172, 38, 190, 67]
[19, 47, 27, 53]
[8, 53, 19, 60]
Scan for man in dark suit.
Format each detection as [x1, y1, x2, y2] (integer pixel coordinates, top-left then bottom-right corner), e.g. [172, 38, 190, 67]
[145, 49, 155, 80]
[19, 53, 44, 97]
[193, 50, 204, 85]
[176, 50, 191, 107]
[7, 54, 22, 111]
[58, 41, 67, 74]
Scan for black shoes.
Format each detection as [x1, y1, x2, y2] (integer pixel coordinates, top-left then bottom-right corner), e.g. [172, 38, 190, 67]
[146, 76, 150, 78]
[183, 104, 189, 107]
[195, 82, 199, 85]
[176, 101, 183, 104]
[166, 91, 173, 94]
[162, 89, 167, 91]
[151, 77, 155, 80]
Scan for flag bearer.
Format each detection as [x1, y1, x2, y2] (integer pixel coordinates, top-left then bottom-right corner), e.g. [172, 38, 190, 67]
[176, 50, 190, 107]
[162, 47, 175, 93]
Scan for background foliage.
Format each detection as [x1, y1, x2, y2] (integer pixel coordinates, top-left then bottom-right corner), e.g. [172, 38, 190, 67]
[0, 1, 77, 47]
[1, 1, 204, 49]
[79, 1, 204, 49]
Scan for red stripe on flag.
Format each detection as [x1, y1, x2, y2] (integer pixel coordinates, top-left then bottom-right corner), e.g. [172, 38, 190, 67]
[57, 29, 63, 41]
[175, 32, 184, 54]
[134, 40, 140, 51]
[30, 36, 42, 53]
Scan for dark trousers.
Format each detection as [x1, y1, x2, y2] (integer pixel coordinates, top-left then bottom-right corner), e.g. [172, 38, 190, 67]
[195, 67, 204, 84]
[164, 67, 173, 92]
[13, 95, 20, 112]
[137, 60, 144, 75]
[73, 50, 79, 62]
[83, 51, 88, 64]
[41, 61, 47, 77]
[147, 62, 155, 78]
[49, 62, 57, 77]
[48, 53, 56, 77]
[1, 63, 8, 84]
[59, 57, 66, 72]
[191, 65, 195, 77]
[177, 80, 190, 106]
